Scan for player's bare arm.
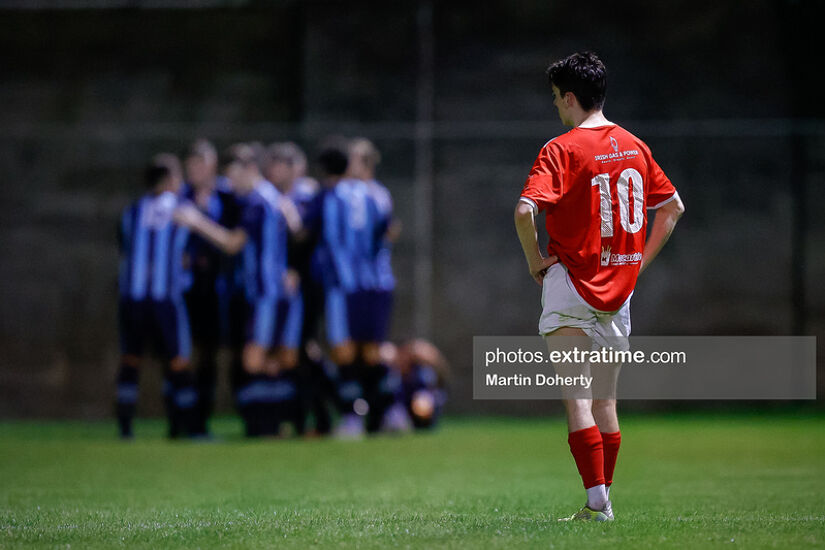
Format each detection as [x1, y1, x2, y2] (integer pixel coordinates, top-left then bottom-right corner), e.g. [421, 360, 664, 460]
[639, 192, 685, 275]
[174, 204, 247, 255]
[278, 195, 304, 237]
[514, 201, 558, 285]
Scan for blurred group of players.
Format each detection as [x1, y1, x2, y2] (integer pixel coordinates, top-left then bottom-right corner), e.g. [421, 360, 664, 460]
[116, 137, 447, 439]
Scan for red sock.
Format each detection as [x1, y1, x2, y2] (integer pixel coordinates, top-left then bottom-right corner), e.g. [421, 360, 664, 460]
[567, 425, 605, 489]
[601, 431, 621, 487]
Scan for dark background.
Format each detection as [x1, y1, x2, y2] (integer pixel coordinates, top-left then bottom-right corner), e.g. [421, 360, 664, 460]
[0, 0, 822, 418]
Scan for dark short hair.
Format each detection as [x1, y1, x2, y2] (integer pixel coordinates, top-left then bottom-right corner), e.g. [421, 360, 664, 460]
[144, 153, 181, 189]
[318, 146, 349, 177]
[220, 143, 258, 170]
[546, 51, 607, 111]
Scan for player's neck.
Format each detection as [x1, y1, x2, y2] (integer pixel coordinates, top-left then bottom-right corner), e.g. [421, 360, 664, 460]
[575, 110, 612, 129]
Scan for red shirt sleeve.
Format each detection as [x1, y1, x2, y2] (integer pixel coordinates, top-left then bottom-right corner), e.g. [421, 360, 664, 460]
[520, 140, 566, 212]
[645, 152, 677, 209]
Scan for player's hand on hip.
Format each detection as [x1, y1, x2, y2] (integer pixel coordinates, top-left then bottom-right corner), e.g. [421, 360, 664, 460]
[529, 255, 558, 286]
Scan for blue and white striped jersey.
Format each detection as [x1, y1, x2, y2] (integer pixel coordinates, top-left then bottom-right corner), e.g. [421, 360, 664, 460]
[316, 178, 386, 292]
[119, 191, 191, 301]
[366, 179, 395, 292]
[239, 181, 289, 301]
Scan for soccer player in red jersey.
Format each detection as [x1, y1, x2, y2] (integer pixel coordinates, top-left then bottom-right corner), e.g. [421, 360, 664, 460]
[515, 52, 685, 521]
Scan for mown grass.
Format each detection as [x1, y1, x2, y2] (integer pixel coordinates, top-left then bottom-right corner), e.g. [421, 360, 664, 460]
[1, 412, 823, 548]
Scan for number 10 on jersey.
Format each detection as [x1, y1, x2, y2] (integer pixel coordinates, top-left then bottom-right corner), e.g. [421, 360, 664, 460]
[591, 168, 644, 238]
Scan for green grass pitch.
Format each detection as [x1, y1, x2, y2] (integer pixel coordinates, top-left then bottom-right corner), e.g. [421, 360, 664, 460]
[1, 411, 823, 549]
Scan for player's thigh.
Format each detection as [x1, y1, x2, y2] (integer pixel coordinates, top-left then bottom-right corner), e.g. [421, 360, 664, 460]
[153, 299, 192, 365]
[275, 293, 303, 354]
[119, 298, 150, 358]
[368, 289, 393, 345]
[227, 292, 248, 351]
[247, 296, 278, 350]
[345, 289, 372, 344]
[588, 306, 629, 400]
[270, 295, 301, 370]
[184, 289, 221, 347]
[544, 327, 593, 401]
[324, 286, 351, 349]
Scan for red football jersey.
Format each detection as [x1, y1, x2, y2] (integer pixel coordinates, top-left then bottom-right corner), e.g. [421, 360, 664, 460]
[520, 125, 676, 312]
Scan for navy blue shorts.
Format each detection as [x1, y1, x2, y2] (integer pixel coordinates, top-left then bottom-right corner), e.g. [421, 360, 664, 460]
[119, 298, 191, 360]
[360, 289, 393, 343]
[325, 288, 393, 345]
[245, 293, 303, 350]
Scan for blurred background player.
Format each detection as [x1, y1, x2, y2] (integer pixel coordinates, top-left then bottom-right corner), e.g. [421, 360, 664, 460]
[175, 144, 303, 437]
[313, 143, 366, 437]
[346, 138, 402, 433]
[263, 142, 335, 435]
[116, 153, 199, 439]
[396, 339, 448, 430]
[181, 139, 241, 437]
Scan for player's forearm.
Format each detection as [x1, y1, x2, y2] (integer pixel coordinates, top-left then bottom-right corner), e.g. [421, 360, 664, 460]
[514, 203, 544, 265]
[640, 193, 684, 274]
[190, 217, 246, 256]
[279, 198, 304, 236]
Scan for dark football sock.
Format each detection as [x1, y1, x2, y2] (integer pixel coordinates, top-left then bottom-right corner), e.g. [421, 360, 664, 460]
[311, 357, 336, 434]
[236, 374, 263, 437]
[258, 374, 280, 436]
[275, 369, 302, 436]
[169, 370, 199, 438]
[336, 361, 363, 415]
[365, 363, 401, 433]
[115, 363, 139, 438]
[162, 376, 178, 439]
[194, 357, 217, 436]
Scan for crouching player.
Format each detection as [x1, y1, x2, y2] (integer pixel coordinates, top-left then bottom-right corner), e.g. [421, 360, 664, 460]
[175, 144, 303, 437]
[116, 154, 199, 439]
[397, 339, 448, 430]
[515, 52, 684, 521]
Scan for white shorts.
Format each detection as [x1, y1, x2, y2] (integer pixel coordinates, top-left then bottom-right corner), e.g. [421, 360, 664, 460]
[539, 263, 631, 350]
